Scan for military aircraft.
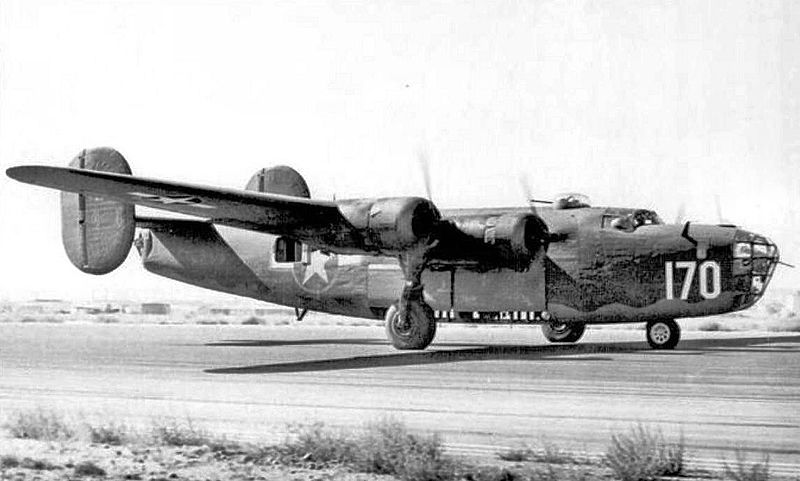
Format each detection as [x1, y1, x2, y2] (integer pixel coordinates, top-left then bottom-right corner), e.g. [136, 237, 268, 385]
[7, 147, 781, 350]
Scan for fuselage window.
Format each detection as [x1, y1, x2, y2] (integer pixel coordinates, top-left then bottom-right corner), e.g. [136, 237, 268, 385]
[275, 236, 302, 263]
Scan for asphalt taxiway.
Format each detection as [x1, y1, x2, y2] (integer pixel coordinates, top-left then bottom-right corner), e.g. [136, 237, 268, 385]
[0, 322, 797, 475]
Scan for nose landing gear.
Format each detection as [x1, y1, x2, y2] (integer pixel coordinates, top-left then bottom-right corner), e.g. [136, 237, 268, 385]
[646, 319, 681, 349]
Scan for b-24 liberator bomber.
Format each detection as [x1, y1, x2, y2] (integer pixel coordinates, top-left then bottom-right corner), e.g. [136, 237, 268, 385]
[7, 148, 781, 350]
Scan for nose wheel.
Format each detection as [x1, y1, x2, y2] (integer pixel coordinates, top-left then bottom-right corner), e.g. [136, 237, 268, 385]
[646, 319, 681, 349]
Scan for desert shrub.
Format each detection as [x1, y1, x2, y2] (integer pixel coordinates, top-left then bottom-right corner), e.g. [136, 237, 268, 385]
[278, 422, 359, 465]
[151, 419, 221, 447]
[604, 424, 684, 481]
[87, 422, 131, 445]
[273, 419, 456, 481]
[722, 451, 769, 481]
[498, 442, 585, 465]
[498, 446, 532, 462]
[5, 408, 74, 440]
[74, 461, 106, 477]
[0, 455, 20, 468]
[356, 418, 455, 481]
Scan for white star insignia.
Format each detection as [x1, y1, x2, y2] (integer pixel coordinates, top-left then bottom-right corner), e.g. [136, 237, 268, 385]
[302, 250, 330, 285]
[129, 192, 215, 209]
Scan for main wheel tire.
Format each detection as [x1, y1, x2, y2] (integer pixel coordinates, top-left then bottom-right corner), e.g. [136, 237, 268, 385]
[385, 302, 437, 350]
[541, 322, 586, 343]
[646, 319, 681, 349]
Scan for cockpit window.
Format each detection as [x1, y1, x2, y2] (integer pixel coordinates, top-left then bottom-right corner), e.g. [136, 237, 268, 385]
[606, 210, 663, 232]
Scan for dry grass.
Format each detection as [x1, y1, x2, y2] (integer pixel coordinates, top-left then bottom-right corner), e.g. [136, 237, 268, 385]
[498, 441, 588, 465]
[87, 421, 131, 445]
[263, 419, 456, 481]
[150, 418, 225, 448]
[5, 408, 74, 441]
[604, 424, 684, 481]
[722, 451, 770, 481]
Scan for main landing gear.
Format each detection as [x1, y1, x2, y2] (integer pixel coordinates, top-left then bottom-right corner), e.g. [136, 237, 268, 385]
[384, 246, 437, 350]
[541, 321, 586, 343]
[646, 319, 681, 349]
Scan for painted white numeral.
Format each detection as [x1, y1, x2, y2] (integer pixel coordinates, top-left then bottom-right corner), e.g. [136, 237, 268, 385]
[665, 260, 721, 300]
[698, 261, 721, 299]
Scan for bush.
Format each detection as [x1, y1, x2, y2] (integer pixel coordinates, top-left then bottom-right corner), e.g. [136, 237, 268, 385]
[5, 408, 74, 440]
[74, 461, 106, 477]
[280, 422, 359, 465]
[497, 442, 584, 465]
[151, 419, 221, 447]
[604, 425, 684, 481]
[274, 419, 456, 481]
[87, 422, 131, 445]
[722, 451, 770, 481]
[497, 446, 532, 462]
[356, 418, 455, 481]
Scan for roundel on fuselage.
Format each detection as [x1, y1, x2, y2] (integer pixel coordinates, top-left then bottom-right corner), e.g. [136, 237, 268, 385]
[245, 166, 310, 198]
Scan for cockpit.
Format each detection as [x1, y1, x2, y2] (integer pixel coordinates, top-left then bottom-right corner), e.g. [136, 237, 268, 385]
[732, 232, 779, 305]
[604, 209, 664, 232]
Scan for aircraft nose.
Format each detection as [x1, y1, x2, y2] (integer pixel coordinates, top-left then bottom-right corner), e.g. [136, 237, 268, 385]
[731, 229, 779, 307]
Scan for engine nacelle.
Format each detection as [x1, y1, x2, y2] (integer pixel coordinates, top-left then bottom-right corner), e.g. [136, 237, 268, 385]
[448, 212, 549, 270]
[337, 197, 441, 253]
[61, 147, 135, 274]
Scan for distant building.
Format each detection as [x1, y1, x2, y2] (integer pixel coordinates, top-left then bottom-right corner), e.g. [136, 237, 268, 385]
[792, 291, 800, 314]
[141, 303, 171, 315]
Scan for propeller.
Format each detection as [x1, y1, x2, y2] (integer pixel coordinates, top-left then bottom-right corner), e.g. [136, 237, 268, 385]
[418, 149, 433, 202]
[714, 194, 732, 225]
[518, 174, 553, 216]
[674, 202, 686, 224]
[519, 175, 537, 216]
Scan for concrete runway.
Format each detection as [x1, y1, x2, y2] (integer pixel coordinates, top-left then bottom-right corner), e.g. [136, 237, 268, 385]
[0, 322, 798, 475]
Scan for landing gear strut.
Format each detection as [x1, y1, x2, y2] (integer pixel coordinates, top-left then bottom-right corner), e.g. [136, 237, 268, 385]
[646, 319, 681, 349]
[384, 246, 437, 350]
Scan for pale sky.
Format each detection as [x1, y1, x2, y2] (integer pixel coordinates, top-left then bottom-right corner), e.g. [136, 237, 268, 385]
[1, 0, 798, 301]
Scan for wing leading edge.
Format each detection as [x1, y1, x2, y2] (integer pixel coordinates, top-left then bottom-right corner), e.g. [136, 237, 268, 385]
[6, 165, 362, 250]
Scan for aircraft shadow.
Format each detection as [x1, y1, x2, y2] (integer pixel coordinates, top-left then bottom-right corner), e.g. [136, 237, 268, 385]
[206, 339, 507, 348]
[204, 334, 800, 375]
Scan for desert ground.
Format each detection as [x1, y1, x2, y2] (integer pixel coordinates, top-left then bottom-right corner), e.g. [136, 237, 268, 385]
[0, 297, 798, 480]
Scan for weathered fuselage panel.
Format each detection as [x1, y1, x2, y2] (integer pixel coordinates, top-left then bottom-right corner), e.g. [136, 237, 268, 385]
[135, 204, 777, 324]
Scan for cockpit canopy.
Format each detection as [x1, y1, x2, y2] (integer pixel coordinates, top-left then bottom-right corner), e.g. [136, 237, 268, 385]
[604, 209, 664, 232]
[553, 193, 591, 210]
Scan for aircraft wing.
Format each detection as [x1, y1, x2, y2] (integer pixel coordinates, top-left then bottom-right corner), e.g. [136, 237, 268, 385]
[6, 165, 362, 249]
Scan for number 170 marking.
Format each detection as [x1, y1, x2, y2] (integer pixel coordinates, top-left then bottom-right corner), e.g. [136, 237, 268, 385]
[665, 260, 721, 300]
